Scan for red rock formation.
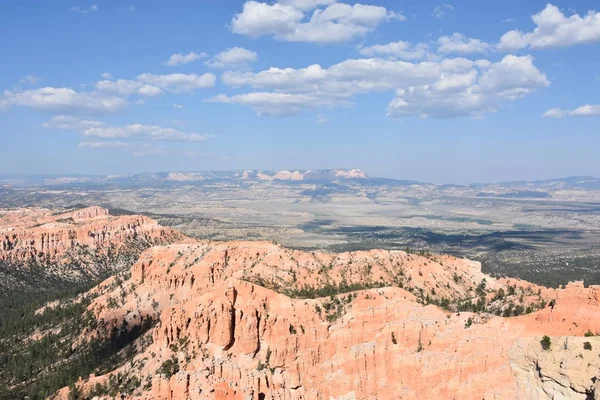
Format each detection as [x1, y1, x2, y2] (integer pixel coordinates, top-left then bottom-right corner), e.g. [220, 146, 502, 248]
[53, 240, 600, 400]
[0, 206, 181, 261]
[0, 207, 185, 288]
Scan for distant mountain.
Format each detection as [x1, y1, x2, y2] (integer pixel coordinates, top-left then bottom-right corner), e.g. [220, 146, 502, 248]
[498, 176, 600, 190]
[0, 169, 371, 187]
[1, 171, 599, 190]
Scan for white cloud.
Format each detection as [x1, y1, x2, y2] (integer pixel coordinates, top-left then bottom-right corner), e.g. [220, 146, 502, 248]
[438, 33, 491, 54]
[96, 79, 162, 97]
[433, 4, 453, 18]
[0, 98, 10, 113]
[498, 4, 600, 51]
[358, 41, 431, 60]
[3, 87, 127, 115]
[207, 47, 258, 68]
[166, 52, 207, 66]
[136, 73, 216, 92]
[543, 104, 600, 118]
[94, 73, 215, 97]
[222, 58, 476, 95]
[502, 18, 516, 23]
[100, 72, 113, 80]
[173, 104, 184, 109]
[21, 75, 40, 85]
[218, 54, 548, 118]
[77, 141, 130, 149]
[207, 92, 337, 116]
[69, 5, 98, 13]
[317, 115, 329, 123]
[44, 116, 211, 142]
[231, 1, 404, 43]
[43, 115, 105, 130]
[83, 124, 210, 141]
[279, 0, 336, 11]
[388, 55, 549, 118]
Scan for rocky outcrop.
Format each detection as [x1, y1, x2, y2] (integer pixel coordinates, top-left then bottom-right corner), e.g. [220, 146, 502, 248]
[510, 337, 600, 399]
[52, 240, 600, 400]
[0, 206, 184, 290]
[0, 206, 179, 261]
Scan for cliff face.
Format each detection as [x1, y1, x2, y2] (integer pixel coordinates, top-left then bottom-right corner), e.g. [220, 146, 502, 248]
[0, 206, 183, 290]
[510, 337, 600, 400]
[55, 240, 600, 400]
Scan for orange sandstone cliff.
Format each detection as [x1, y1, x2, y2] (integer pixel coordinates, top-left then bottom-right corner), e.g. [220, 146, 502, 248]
[52, 240, 600, 400]
[0, 206, 183, 290]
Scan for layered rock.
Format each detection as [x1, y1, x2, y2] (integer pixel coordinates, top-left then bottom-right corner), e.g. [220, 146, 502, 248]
[0, 206, 184, 290]
[53, 240, 600, 400]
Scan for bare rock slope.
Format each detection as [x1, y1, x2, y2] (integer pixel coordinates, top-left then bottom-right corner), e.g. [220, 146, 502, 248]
[53, 239, 600, 399]
[0, 206, 183, 290]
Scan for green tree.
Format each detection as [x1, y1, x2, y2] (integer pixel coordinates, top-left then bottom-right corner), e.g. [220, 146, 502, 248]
[540, 335, 551, 351]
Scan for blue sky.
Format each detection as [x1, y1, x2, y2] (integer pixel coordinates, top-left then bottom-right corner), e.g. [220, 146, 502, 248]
[1, 0, 599, 184]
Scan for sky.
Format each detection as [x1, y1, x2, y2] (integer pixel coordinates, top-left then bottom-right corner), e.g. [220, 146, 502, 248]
[0, 0, 599, 184]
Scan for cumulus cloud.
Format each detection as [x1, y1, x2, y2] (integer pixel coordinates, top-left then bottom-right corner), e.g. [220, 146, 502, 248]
[69, 5, 98, 13]
[77, 141, 130, 149]
[388, 55, 549, 118]
[95, 79, 162, 97]
[217, 54, 548, 118]
[438, 33, 491, 54]
[279, 0, 336, 11]
[0, 98, 10, 113]
[222, 58, 476, 95]
[3, 87, 127, 115]
[173, 104, 184, 109]
[166, 52, 207, 66]
[100, 72, 113, 80]
[206, 47, 258, 68]
[136, 73, 216, 92]
[543, 104, 600, 118]
[231, 0, 404, 43]
[94, 73, 215, 97]
[433, 4, 453, 18]
[83, 124, 210, 142]
[43, 115, 105, 130]
[498, 4, 600, 51]
[358, 41, 431, 60]
[207, 92, 337, 116]
[44, 116, 211, 142]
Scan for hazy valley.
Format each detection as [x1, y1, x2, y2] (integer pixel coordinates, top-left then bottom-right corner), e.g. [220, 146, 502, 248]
[3, 170, 600, 287]
[0, 203, 599, 399]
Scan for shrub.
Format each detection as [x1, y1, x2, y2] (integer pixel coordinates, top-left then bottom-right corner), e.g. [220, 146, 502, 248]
[465, 317, 473, 328]
[157, 356, 179, 378]
[583, 342, 592, 351]
[584, 330, 595, 337]
[476, 279, 487, 296]
[494, 288, 505, 301]
[540, 335, 551, 351]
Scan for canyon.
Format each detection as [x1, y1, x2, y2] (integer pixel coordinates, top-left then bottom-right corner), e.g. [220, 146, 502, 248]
[1, 206, 599, 399]
[55, 239, 600, 398]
